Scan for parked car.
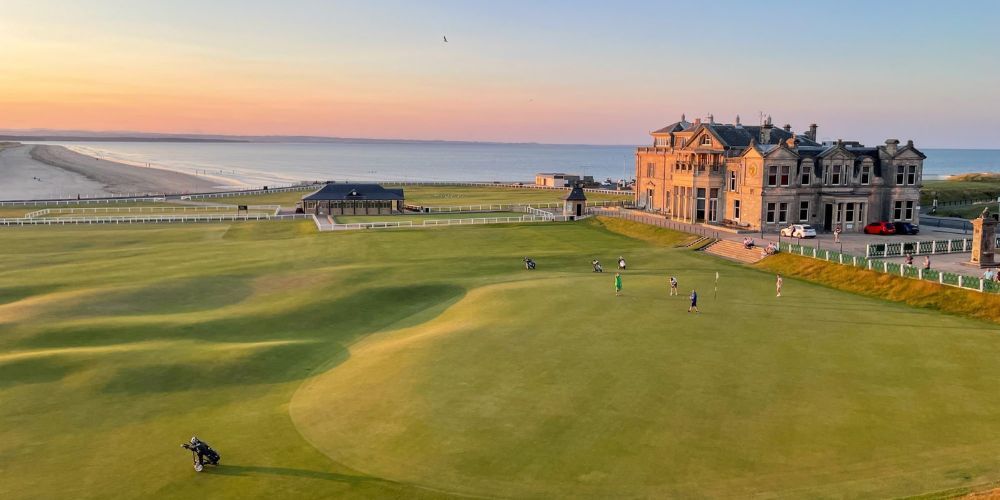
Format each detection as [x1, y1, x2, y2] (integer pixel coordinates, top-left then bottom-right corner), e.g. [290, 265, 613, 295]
[864, 221, 897, 235]
[892, 222, 920, 235]
[780, 224, 817, 238]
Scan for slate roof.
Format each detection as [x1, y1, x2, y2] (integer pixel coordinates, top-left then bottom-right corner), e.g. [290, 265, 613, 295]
[302, 183, 404, 201]
[652, 120, 692, 134]
[563, 184, 587, 201]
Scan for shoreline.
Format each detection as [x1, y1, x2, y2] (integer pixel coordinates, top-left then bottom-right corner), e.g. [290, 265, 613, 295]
[0, 143, 242, 201]
[30, 145, 238, 195]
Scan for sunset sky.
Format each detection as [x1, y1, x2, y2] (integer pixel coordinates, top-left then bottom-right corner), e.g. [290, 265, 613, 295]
[1, 0, 998, 146]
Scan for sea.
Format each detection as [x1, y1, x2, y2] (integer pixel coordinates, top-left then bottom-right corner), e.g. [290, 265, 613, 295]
[28, 141, 1000, 188]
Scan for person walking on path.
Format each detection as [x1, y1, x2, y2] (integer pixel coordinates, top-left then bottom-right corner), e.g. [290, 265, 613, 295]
[834, 224, 842, 243]
[669, 276, 678, 296]
[688, 289, 699, 312]
[776, 273, 783, 297]
[924, 255, 931, 270]
[615, 273, 622, 296]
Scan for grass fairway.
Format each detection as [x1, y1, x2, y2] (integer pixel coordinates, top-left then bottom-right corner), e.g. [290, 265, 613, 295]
[3, 220, 1000, 498]
[223, 185, 631, 207]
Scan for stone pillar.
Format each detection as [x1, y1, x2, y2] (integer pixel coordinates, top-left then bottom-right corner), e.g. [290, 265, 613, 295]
[970, 208, 998, 268]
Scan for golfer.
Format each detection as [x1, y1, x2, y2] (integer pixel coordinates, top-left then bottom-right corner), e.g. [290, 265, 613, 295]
[776, 273, 783, 297]
[615, 273, 623, 296]
[669, 276, 678, 296]
[688, 289, 698, 313]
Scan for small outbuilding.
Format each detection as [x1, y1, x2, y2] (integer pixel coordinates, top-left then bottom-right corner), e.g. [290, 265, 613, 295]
[563, 183, 587, 217]
[300, 183, 404, 216]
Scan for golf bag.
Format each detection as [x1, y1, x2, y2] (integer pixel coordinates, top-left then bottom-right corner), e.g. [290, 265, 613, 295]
[524, 257, 536, 270]
[181, 441, 220, 472]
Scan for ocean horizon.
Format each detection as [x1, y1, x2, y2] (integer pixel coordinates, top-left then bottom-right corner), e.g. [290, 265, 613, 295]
[27, 140, 1000, 187]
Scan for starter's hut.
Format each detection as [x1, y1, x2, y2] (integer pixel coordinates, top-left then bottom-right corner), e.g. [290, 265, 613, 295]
[563, 183, 587, 217]
[300, 183, 404, 216]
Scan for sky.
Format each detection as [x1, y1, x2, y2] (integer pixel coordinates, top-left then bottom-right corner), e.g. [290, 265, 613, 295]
[0, 0, 998, 147]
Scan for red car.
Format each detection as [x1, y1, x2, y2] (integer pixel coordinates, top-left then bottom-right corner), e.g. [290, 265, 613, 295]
[864, 221, 896, 235]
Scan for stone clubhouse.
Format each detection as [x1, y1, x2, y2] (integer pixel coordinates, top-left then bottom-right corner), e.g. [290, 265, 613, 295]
[299, 183, 405, 216]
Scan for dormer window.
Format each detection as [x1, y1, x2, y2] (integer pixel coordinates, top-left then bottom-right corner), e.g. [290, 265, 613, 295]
[701, 135, 712, 146]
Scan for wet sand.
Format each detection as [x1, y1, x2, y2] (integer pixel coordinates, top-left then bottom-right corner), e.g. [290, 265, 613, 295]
[0, 144, 231, 201]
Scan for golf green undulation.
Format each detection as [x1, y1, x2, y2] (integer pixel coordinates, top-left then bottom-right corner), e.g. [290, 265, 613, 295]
[2, 219, 1000, 499]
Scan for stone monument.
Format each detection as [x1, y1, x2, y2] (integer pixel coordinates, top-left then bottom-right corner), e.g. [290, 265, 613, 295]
[970, 206, 998, 268]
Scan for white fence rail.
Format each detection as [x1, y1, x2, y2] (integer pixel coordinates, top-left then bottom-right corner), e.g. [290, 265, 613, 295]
[0, 214, 312, 226]
[866, 236, 1000, 257]
[0, 197, 166, 207]
[782, 242, 1000, 294]
[22, 205, 281, 219]
[181, 184, 322, 200]
[325, 214, 553, 231]
[409, 200, 626, 214]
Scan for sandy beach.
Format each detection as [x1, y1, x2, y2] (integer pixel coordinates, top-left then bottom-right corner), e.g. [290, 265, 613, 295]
[0, 144, 231, 201]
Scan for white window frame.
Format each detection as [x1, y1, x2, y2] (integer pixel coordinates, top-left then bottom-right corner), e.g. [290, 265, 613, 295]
[860, 165, 870, 185]
[907, 165, 917, 185]
[766, 202, 776, 223]
[767, 166, 778, 187]
[831, 164, 842, 185]
[801, 164, 811, 185]
[733, 199, 741, 220]
[701, 135, 712, 146]
[780, 165, 790, 187]
[728, 171, 737, 191]
[778, 202, 788, 223]
[896, 165, 905, 185]
[799, 201, 809, 222]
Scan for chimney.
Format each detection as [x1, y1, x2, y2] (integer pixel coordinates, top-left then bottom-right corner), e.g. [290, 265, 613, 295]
[807, 123, 818, 141]
[885, 139, 899, 156]
[735, 114, 741, 127]
[760, 115, 773, 143]
[906, 139, 914, 148]
[783, 124, 792, 132]
[708, 113, 715, 124]
[694, 117, 701, 125]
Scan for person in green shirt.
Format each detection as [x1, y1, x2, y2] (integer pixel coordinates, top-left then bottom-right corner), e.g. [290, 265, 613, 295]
[615, 272, 622, 296]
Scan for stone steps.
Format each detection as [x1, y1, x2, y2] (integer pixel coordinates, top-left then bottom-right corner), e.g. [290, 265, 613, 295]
[703, 240, 767, 264]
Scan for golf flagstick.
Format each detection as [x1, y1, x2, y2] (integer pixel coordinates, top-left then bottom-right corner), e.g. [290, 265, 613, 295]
[714, 271, 719, 299]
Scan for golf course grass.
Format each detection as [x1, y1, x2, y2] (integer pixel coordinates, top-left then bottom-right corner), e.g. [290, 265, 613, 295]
[3, 218, 1000, 498]
[223, 185, 631, 208]
[332, 211, 526, 224]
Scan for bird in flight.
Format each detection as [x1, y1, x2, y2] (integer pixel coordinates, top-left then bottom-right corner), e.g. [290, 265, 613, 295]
[443, 35, 448, 43]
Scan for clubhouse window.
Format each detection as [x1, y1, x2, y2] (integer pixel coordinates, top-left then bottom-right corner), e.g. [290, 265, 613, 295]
[896, 165, 905, 185]
[655, 137, 668, 147]
[734, 199, 741, 219]
[799, 201, 809, 221]
[801, 165, 811, 185]
[831, 165, 842, 185]
[845, 203, 855, 223]
[646, 162, 655, 177]
[728, 171, 737, 191]
[907, 165, 917, 185]
[701, 135, 712, 146]
[778, 202, 788, 223]
[766, 202, 776, 223]
[780, 165, 790, 186]
[767, 166, 778, 187]
[860, 165, 871, 185]
[893, 200, 915, 220]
